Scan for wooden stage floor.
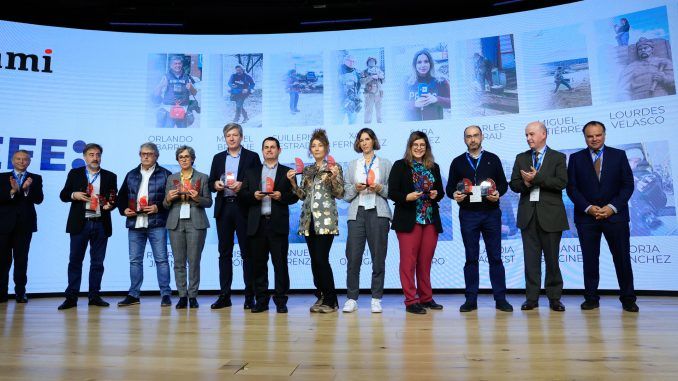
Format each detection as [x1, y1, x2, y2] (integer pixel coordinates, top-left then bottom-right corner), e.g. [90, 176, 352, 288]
[1, 294, 677, 380]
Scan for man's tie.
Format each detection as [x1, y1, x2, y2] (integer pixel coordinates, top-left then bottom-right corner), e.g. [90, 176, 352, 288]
[533, 151, 540, 168]
[593, 150, 601, 180]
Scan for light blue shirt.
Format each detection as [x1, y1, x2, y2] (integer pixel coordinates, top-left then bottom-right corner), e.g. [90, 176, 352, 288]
[224, 147, 241, 197]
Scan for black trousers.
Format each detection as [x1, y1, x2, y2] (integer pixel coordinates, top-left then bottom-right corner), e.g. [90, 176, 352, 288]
[216, 201, 253, 298]
[305, 228, 337, 307]
[0, 228, 32, 298]
[520, 213, 563, 302]
[576, 221, 635, 303]
[251, 216, 290, 307]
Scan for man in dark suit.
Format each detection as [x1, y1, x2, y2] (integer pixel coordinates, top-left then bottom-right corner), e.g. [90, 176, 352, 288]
[0, 150, 44, 303]
[566, 121, 638, 312]
[57, 143, 117, 310]
[209, 123, 261, 310]
[241, 137, 298, 313]
[510, 121, 569, 312]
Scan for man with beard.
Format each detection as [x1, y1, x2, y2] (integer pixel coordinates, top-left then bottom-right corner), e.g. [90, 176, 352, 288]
[446, 126, 512, 312]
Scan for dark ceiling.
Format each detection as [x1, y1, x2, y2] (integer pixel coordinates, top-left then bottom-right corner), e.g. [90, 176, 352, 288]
[3, 0, 580, 34]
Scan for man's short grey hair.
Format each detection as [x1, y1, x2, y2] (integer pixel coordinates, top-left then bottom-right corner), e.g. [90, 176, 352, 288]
[463, 125, 482, 137]
[223, 122, 243, 136]
[175, 145, 196, 161]
[139, 142, 159, 157]
[527, 121, 547, 135]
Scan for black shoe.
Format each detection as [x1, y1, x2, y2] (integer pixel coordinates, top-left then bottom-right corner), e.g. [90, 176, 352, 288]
[58, 298, 77, 310]
[189, 298, 199, 309]
[117, 295, 140, 307]
[88, 296, 110, 307]
[422, 299, 443, 310]
[459, 301, 477, 312]
[210, 295, 232, 309]
[549, 299, 566, 312]
[495, 300, 514, 312]
[251, 304, 269, 313]
[15, 294, 28, 304]
[176, 297, 188, 309]
[521, 300, 539, 310]
[622, 301, 639, 312]
[406, 303, 427, 314]
[276, 305, 288, 313]
[161, 295, 172, 307]
[580, 300, 600, 310]
[244, 297, 254, 310]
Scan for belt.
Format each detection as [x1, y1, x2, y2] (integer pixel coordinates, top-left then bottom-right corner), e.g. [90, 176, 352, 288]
[86, 216, 103, 222]
[261, 215, 272, 220]
[224, 197, 238, 203]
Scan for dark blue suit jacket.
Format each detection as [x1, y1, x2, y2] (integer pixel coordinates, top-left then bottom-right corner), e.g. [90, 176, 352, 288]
[208, 147, 261, 218]
[566, 145, 634, 224]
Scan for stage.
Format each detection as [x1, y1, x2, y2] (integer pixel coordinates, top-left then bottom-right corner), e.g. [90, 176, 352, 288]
[1, 294, 676, 380]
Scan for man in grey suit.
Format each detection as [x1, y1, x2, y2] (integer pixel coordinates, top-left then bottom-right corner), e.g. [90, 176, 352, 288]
[509, 121, 569, 312]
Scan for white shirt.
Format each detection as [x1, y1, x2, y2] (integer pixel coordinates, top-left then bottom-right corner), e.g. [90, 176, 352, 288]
[355, 156, 379, 210]
[135, 164, 155, 228]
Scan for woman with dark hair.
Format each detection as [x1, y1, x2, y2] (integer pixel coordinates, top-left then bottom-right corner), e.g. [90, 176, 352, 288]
[287, 129, 344, 313]
[615, 18, 631, 47]
[388, 131, 445, 314]
[164, 145, 212, 309]
[404, 49, 451, 121]
[342, 128, 392, 313]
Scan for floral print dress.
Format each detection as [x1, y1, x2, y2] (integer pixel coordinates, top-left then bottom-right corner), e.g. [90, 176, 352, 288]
[295, 161, 344, 236]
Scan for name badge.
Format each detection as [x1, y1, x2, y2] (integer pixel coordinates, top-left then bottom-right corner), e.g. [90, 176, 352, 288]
[180, 203, 191, 219]
[529, 186, 540, 202]
[470, 186, 482, 203]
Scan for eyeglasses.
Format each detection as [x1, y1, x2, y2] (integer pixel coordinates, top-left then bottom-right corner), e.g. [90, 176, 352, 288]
[140, 152, 156, 157]
[412, 143, 427, 148]
[178, 155, 192, 161]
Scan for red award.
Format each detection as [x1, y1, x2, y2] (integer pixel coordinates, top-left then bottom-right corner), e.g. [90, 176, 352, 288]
[366, 169, 376, 186]
[456, 178, 474, 195]
[262, 177, 274, 195]
[480, 178, 497, 197]
[294, 158, 304, 175]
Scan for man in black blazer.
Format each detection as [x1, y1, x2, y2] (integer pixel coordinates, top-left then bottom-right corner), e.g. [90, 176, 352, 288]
[0, 150, 44, 303]
[566, 121, 638, 312]
[57, 143, 117, 310]
[509, 121, 569, 312]
[209, 123, 261, 310]
[241, 137, 298, 313]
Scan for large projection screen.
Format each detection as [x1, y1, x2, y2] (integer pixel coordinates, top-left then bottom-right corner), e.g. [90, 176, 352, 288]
[1, 0, 677, 293]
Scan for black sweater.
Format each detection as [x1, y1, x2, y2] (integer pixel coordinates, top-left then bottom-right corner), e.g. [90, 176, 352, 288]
[446, 150, 508, 211]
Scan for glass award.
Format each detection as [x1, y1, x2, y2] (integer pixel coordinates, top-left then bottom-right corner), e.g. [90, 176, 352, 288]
[456, 178, 474, 195]
[294, 158, 304, 175]
[261, 177, 274, 195]
[480, 178, 497, 197]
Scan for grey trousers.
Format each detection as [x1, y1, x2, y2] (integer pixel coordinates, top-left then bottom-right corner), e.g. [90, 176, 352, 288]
[345, 207, 390, 300]
[169, 218, 206, 298]
[520, 214, 563, 302]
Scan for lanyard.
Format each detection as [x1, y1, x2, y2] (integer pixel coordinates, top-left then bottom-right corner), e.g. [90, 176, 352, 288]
[465, 151, 483, 184]
[363, 155, 376, 180]
[12, 172, 25, 188]
[86, 170, 100, 185]
[532, 146, 547, 170]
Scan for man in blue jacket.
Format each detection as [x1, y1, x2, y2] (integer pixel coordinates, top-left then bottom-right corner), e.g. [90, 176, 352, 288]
[116, 142, 173, 307]
[566, 121, 638, 312]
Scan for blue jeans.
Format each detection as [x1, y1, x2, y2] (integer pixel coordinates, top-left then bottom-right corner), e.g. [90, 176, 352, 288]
[128, 227, 171, 298]
[289, 92, 299, 112]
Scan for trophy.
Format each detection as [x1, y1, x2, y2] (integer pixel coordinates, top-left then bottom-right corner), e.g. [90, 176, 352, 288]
[129, 195, 150, 214]
[85, 184, 98, 211]
[294, 157, 304, 175]
[456, 178, 474, 195]
[361, 169, 376, 187]
[479, 178, 497, 197]
[261, 177, 274, 195]
[173, 179, 190, 195]
[322, 155, 337, 174]
[220, 172, 236, 187]
[416, 176, 432, 194]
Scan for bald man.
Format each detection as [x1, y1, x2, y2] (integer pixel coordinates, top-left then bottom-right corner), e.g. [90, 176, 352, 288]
[509, 121, 569, 311]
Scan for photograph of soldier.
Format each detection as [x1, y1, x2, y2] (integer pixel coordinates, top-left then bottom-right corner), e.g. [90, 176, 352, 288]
[332, 48, 385, 125]
[461, 35, 518, 116]
[148, 54, 202, 128]
[272, 53, 323, 127]
[595, 6, 675, 103]
[223, 54, 262, 128]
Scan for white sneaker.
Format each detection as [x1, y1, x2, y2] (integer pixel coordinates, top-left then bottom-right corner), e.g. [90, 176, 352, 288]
[342, 299, 358, 313]
[371, 298, 382, 313]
